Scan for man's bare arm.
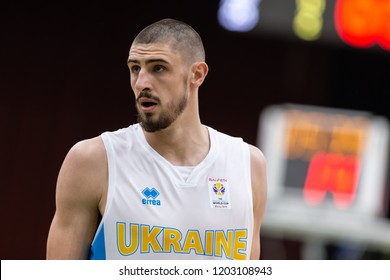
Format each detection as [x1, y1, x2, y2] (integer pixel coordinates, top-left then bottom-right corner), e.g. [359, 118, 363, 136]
[249, 144, 268, 260]
[46, 137, 107, 259]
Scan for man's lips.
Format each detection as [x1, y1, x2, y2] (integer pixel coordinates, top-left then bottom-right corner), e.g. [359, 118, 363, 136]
[138, 97, 158, 112]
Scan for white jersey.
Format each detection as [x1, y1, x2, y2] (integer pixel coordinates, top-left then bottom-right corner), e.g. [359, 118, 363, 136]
[90, 123, 253, 260]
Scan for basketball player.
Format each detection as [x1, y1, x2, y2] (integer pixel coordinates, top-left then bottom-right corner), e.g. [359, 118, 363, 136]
[46, 18, 267, 260]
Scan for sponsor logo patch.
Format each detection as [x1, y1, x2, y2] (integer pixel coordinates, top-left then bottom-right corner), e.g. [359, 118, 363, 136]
[141, 187, 161, 206]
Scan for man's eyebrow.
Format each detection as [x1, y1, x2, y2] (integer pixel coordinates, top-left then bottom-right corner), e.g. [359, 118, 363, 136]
[127, 58, 170, 65]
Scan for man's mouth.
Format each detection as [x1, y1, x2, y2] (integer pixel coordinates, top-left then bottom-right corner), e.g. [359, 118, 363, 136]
[141, 101, 157, 107]
[138, 97, 158, 112]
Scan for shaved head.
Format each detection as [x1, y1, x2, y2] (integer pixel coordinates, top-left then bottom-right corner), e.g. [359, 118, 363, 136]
[132, 18, 206, 64]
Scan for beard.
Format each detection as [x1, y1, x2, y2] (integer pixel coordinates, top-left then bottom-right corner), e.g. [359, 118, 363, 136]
[136, 88, 188, 133]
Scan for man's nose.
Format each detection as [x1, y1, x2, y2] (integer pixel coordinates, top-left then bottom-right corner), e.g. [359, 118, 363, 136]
[134, 69, 152, 92]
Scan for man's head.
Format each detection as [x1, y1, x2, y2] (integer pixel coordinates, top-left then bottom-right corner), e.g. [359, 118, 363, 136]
[128, 19, 208, 133]
[132, 18, 205, 66]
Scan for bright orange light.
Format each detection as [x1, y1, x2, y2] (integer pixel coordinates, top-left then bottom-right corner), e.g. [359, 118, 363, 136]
[334, 0, 390, 51]
[303, 152, 361, 208]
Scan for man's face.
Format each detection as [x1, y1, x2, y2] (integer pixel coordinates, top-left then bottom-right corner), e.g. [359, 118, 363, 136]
[128, 42, 190, 132]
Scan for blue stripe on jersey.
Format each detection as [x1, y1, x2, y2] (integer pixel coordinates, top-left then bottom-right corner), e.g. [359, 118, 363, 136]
[89, 224, 106, 260]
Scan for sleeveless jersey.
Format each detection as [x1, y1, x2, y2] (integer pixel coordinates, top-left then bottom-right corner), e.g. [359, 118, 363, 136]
[90, 123, 253, 260]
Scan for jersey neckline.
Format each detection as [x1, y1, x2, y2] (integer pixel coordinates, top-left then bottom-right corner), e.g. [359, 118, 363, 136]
[132, 123, 219, 187]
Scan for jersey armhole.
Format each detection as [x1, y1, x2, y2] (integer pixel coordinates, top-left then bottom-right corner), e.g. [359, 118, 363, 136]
[90, 133, 117, 246]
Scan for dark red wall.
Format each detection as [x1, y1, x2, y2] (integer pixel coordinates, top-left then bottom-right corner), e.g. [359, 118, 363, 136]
[1, 1, 389, 259]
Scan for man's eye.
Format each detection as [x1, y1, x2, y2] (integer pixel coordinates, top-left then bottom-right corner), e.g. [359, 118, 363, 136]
[154, 65, 165, 73]
[131, 65, 140, 73]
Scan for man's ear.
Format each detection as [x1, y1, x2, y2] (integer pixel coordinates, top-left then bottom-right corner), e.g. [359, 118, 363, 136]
[191, 62, 209, 88]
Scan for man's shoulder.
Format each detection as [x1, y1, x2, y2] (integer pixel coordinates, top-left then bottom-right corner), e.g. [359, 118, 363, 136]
[208, 126, 266, 163]
[71, 136, 106, 159]
[101, 124, 138, 140]
[208, 126, 244, 143]
[58, 137, 107, 181]
[248, 144, 266, 166]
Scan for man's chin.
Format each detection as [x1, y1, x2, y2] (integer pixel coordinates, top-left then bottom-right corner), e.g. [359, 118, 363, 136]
[139, 120, 171, 133]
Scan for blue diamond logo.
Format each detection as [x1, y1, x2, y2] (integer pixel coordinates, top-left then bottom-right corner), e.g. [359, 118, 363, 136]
[142, 187, 160, 199]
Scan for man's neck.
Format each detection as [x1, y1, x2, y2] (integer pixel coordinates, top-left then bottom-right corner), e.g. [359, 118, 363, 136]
[143, 121, 210, 166]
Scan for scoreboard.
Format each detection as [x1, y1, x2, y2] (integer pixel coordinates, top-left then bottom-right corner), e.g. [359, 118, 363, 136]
[257, 104, 390, 248]
[255, 0, 390, 52]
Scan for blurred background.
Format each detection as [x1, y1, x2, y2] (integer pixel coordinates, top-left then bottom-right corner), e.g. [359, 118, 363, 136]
[1, 0, 389, 259]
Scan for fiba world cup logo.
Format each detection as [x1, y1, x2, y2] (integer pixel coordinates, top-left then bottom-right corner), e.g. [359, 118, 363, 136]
[208, 177, 230, 209]
[213, 183, 225, 196]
